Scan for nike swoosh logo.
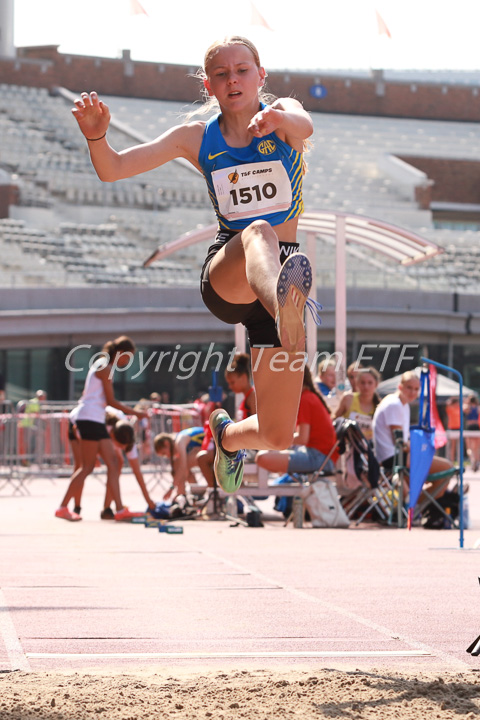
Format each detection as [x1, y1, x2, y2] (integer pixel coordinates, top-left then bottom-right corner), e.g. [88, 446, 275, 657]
[208, 151, 228, 160]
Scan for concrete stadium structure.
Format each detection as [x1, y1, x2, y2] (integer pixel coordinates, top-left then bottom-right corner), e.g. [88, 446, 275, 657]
[0, 40, 479, 401]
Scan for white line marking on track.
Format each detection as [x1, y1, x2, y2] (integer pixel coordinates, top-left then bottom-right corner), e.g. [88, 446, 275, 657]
[27, 650, 430, 660]
[0, 589, 30, 672]
[194, 548, 470, 670]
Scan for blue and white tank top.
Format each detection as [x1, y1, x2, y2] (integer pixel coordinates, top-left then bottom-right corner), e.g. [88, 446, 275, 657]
[177, 426, 205, 454]
[198, 107, 304, 232]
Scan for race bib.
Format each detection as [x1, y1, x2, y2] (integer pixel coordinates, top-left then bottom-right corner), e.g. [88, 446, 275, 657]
[350, 412, 373, 439]
[211, 160, 292, 220]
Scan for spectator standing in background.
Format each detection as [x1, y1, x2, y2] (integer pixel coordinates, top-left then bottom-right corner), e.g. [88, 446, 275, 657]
[464, 395, 480, 471]
[55, 336, 147, 522]
[18, 389, 47, 463]
[445, 396, 462, 463]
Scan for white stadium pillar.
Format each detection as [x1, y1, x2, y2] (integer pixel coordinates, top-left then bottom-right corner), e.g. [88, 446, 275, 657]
[335, 214, 347, 394]
[0, 0, 15, 58]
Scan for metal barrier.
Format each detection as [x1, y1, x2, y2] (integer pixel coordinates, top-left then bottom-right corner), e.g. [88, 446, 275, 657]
[0, 402, 202, 495]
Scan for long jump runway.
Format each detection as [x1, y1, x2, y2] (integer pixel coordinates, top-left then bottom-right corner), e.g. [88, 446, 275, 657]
[1, 475, 480, 675]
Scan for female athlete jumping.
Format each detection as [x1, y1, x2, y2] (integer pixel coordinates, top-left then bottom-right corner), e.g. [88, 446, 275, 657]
[71, 36, 317, 493]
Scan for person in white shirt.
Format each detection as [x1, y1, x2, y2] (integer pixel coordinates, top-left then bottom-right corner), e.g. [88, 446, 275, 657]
[55, 336, 147, 522]
[372, 370, 452, 496]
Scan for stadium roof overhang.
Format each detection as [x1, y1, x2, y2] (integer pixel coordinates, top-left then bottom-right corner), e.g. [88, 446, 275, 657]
[144, 211, 443, 382]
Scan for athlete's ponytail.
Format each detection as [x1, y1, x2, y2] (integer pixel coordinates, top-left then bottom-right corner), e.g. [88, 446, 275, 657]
[102, 335, 136, 363]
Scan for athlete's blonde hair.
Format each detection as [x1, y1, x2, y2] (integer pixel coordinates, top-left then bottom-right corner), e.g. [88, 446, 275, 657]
[399, 370, 419, 385]
[185, 36, 310, 173]
[203, 36, 262, 75]
[186, 36, 274, 119]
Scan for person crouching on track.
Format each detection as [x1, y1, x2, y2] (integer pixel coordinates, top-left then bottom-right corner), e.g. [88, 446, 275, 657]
[100, 407, 156, 519]
[153, 426, 205, 501]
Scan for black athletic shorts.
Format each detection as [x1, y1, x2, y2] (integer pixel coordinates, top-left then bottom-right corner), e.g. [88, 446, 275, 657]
[68, 421, 77, 441]
[200, 229, 299, 348]
[381, 456, 394, 470]
[75, 420, 110, 442]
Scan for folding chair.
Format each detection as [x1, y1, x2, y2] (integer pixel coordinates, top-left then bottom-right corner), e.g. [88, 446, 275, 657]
[386, 431, 410, 527]
[329, 419, 394, 525]
[410, 467, 460, 528]
[388, 430, 460, 528]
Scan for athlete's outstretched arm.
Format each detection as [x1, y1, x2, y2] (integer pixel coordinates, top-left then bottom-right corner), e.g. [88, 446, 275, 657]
[72, 91, 202, 182]
[248, 97, 313, 144]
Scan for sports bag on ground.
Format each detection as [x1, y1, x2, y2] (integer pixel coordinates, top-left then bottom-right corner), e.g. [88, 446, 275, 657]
[303, 479, 350, 528]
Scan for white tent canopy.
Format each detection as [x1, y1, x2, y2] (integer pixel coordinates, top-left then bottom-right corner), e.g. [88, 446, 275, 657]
[377, 366, 475, 399]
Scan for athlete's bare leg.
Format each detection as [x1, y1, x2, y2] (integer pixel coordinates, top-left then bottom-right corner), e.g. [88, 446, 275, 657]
[208, 219, 281, 315]
[208, 220, 307, 453]
[60, 440, 100, 507]
[220, 346, 304, 452]
[98, 439, 123, 511]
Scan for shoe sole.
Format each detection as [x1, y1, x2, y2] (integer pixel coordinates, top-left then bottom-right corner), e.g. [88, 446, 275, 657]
[276, 253, 312, 353]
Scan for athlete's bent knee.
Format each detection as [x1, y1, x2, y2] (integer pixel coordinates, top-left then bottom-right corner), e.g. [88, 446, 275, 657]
[196, 451, 207, 468]
[255, 450, 269, 468]
[249, 219, 272, 233]
[261, 427, 295, 452]
[243, 219, 276, 247]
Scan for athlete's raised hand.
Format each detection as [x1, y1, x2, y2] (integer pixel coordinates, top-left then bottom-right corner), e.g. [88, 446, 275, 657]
[247, 105, 283, 138]
[71, 91, 111, 141]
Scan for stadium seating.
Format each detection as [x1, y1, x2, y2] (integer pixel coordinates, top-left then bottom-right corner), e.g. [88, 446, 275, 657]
[0, 82, 479, 291]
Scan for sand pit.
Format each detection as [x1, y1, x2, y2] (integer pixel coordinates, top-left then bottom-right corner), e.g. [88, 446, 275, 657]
[1, 668, 480, 719]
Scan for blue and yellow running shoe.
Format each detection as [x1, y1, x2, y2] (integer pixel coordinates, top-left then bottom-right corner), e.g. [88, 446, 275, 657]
[209, 409, 246, 493]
